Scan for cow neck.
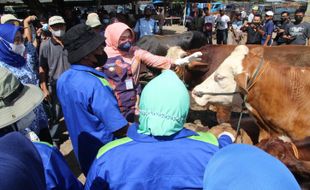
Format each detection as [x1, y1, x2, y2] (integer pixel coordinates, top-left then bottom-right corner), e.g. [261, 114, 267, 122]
[235, 57, 269, 140]
[246, 57, 269, 92]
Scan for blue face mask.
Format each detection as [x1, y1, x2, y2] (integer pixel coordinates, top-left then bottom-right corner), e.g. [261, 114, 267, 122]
[103, 19, 110, 24]
[118, 41, 132, 52]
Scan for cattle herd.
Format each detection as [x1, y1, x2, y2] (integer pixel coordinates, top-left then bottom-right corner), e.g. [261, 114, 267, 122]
[136, 32, 310, 188]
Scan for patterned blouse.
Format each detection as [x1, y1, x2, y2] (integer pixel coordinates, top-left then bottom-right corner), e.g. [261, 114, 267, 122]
[0, 42, 48, 134]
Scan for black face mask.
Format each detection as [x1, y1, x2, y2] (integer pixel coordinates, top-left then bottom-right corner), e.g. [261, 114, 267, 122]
[281, 17, 288, 23]
[294, 16, 303, 23]
[94, 52, 107, 67]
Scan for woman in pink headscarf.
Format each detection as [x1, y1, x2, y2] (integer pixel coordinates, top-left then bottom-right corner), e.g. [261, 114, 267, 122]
[103, 22, 201, 122]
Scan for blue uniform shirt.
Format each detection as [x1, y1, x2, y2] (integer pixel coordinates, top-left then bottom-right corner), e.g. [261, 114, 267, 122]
[57, 65, 127, 174]
[84, 124, 232, 190]
[134, 17, 159, 38]
[34, 142, 83, 190]
[261, 20, 274, 46]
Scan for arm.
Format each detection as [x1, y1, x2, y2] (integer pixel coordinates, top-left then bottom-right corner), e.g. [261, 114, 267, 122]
[133, 47, 172, 70]
[47, 146, 84, 190]
[217, 131, 235, 148]
[263, 23, 274, 46]
[154, 19, 159, 34]
[134, 20, 140, 40]
[23, 15, 37, 43]
[91, 81, 128, 137]
[263, 34, 272, 46]
[38, 42, 50, 101]
[39, 66, 50, 101]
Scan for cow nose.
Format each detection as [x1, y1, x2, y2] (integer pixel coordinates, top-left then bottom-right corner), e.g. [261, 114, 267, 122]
[192, 90, 204, 97]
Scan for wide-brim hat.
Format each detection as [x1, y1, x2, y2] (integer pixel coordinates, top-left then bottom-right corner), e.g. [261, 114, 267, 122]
[0, 68, 44, 128]
[0, 14, 22, 25]
[64, 24, 105, 63]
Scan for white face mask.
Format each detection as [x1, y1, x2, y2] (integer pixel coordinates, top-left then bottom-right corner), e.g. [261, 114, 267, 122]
[9, 43, 25, 56]
[51, 29, 65, 37]
[15, 111, 36, 131]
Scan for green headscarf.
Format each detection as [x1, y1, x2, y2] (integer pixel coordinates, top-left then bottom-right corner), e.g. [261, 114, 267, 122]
[138, 70, 190, 136]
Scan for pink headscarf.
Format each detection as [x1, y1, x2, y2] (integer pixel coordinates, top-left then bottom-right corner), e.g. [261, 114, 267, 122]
[104, 22, 135, 60]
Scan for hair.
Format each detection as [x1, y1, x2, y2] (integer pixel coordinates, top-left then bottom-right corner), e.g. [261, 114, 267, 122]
[295, 8, 305, 15]
[281, 11, 289, 16]
[254, 14, 262, 19]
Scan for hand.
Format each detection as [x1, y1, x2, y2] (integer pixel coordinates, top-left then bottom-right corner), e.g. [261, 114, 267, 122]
[24, 15, 37, 24]
[174, 51, 202, 66]
[42, 88, 51, 102]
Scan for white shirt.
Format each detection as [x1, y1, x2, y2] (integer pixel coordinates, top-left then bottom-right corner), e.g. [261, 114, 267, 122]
[216, 15, 230, 30]
[248, 13, 254, 23]
[204, 15, 215, 25]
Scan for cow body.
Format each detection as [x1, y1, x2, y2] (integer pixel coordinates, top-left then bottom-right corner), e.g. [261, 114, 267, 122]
[135, 31, 208, 56]
[192, 45, 310, 141]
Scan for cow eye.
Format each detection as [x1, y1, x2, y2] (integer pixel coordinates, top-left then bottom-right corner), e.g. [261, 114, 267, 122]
[214, 74, 225, 82]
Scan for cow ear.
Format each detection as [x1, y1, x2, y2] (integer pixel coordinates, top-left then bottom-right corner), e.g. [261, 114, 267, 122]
[235, 72, 248, 94]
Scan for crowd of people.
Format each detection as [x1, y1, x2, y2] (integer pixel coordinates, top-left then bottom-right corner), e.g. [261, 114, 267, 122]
[186, 5, 310, 46]
[0, 4, 305, 190]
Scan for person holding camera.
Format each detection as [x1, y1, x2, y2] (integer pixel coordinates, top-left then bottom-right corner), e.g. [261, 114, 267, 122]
[283, 9, 310, 45]
[273, 11, 291, 45]
[241, 14, 263, 44]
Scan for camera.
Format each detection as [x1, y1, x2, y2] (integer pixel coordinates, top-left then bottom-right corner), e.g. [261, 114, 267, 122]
[32, 19, 42, 29]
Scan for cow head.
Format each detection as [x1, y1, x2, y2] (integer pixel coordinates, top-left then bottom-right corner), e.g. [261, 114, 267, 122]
[166, 46, 209, 85]
[192, 45, 249, 109]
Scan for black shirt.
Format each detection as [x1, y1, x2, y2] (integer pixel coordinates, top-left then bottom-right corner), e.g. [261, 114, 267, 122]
[245, 26, 262, 44]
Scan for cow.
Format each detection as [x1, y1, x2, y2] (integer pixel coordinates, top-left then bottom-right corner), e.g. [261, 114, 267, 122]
[191, 45, 310, 183]
[192, 45, 310, 140]
[136, 31, 208, 85]
[192, 45, 310, 142]
[257, 137, 310, 185]
[135, 31, 208, 56]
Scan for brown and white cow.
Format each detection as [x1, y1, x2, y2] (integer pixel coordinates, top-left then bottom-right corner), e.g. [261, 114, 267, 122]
[192, 45, 310, 142]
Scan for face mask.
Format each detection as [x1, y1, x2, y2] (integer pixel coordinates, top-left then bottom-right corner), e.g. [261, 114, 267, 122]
[9, 43, 25, 56]
[281, 17, 287, 22]
[118, 41, 132, 52]
[94, 52, 108, 67]
[15, 111, 36, 131]
[103, 19, 110, 24]
[294, 16, 303, 23]
[51, 29, 65, 37]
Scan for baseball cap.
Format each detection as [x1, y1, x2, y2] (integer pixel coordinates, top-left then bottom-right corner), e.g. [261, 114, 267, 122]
[48, 16, 65, 26]
[266, 11, 274, 16]
[252, 6, 259, 11]
[86, 13, 102, 28]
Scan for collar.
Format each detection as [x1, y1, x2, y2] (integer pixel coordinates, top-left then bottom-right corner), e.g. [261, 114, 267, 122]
[127, 123, 197, 143]
[71, 64, 108, 79]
